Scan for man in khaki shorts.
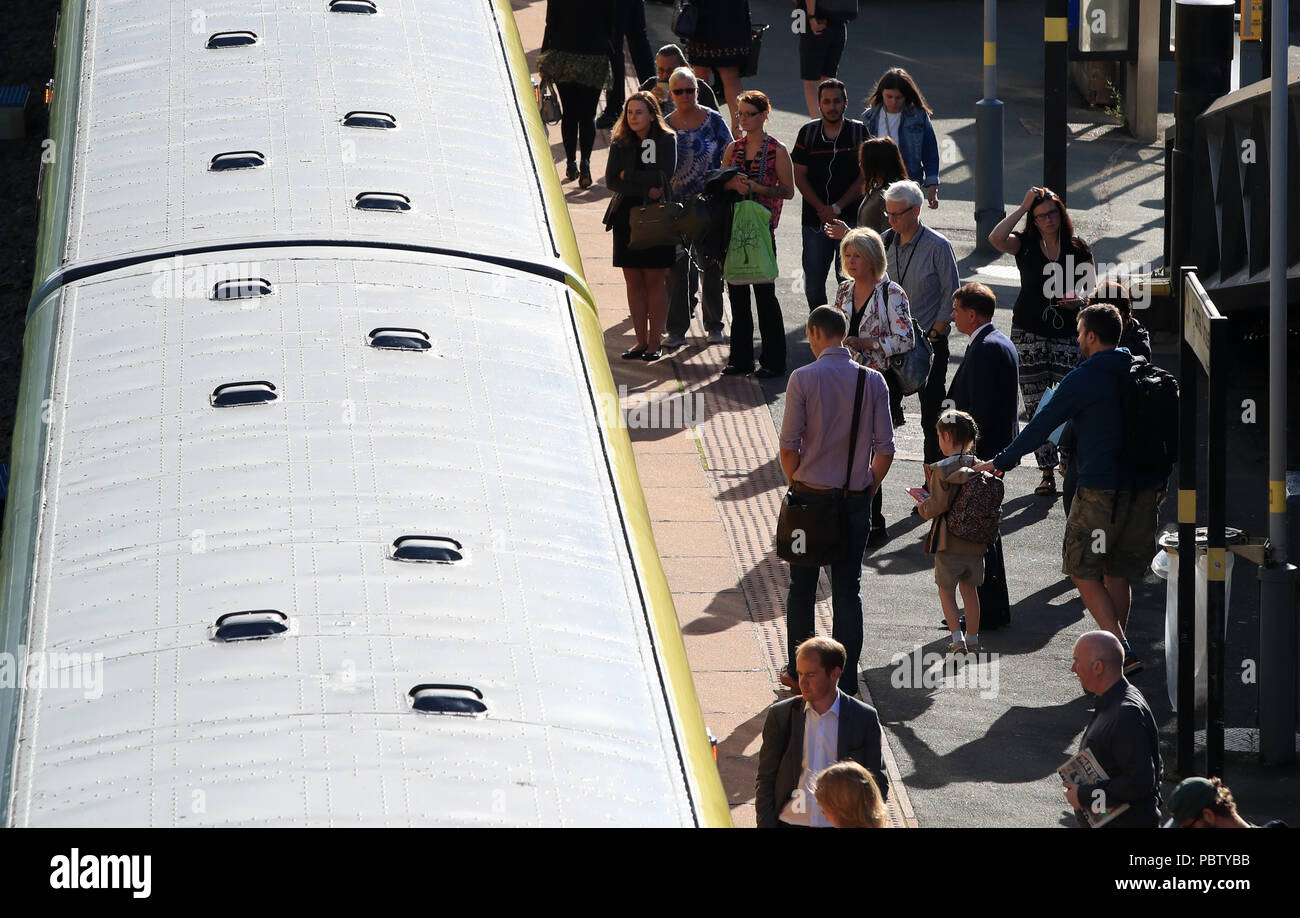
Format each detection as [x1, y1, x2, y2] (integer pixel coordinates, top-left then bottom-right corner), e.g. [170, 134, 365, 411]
[976, 304, 1163, 677]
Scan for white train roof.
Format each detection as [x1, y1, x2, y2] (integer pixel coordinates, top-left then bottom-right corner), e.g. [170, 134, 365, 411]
[65, 0, 556, 267]
[9, 250, 694, 826]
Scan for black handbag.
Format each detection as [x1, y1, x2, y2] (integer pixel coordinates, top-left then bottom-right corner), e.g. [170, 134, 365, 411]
[776, 367, 868, 566]
[815, 0, 860, 21]
[628, 175, 683, 250]
[671, 0, 699, 40]
[739, 24, 769, 79]
[888, 319, 934, 395]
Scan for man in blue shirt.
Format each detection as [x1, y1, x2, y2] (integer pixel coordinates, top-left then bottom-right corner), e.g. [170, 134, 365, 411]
[975, 304, 1161, 676]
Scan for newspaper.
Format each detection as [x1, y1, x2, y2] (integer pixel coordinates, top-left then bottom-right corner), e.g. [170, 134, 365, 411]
[1057, 747, 1131, 828]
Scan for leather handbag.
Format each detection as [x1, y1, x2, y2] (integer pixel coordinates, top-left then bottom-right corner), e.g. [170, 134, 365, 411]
[889, 318, 934, 395]
[538, 78, 562, 125]
[776, 367, 868, 566]
[814, 0, 860, 21]
[628, 176, 683, 250]
[671, 1, 699, 40]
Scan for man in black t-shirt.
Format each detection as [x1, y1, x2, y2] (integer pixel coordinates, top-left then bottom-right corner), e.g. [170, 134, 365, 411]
[792, 79, 866, 310]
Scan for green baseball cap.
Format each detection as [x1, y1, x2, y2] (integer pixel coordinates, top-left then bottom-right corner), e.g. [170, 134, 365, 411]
[1162, 777, 1218, 827]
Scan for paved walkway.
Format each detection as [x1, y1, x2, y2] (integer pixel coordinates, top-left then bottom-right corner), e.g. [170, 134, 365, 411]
[512, 0, 917, 828]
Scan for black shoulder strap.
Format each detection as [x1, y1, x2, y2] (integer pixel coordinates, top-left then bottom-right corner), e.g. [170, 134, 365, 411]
[844, 366, 868, 491]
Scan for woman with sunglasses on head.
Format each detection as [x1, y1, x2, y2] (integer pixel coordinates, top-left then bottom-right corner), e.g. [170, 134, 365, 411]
[605, 92, 678, 361]
[823, 136, 909, 240]
[861, 68, 940, 209]
[664, 68, 733, 348]
[988, 186, 1094, 496]
[719, 90, 795, 378]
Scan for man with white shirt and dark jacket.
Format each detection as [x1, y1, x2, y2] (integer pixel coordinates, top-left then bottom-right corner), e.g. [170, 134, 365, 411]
[947, 282, 1018, 630]
[1065, 631, 1163, 827]
[756, 637, 890, 828]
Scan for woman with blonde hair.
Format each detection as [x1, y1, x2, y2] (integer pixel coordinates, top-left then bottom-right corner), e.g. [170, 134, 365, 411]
[832, 226, 913, 533]
[813, 761, 888, 828]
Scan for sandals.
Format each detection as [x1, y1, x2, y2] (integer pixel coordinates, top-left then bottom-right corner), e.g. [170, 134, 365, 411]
[1035, 472, 1057, 496]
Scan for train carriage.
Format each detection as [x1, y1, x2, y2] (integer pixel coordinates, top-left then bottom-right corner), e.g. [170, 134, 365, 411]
[0, 0, 728, 827]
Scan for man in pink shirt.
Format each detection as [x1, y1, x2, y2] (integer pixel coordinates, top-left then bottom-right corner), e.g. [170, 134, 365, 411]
[779, 306, 895, 696]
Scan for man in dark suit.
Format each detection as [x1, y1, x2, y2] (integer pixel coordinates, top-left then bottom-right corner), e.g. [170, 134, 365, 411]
[946, 283, 1019, 633]
[756, 637, 890, 827]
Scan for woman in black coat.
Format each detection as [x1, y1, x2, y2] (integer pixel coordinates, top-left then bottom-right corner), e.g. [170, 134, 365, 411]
[539, 0, 614, 188]
[605, 92, 678, 361]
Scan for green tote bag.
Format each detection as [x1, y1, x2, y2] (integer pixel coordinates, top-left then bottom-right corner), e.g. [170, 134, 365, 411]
[722, 198, 777, 284]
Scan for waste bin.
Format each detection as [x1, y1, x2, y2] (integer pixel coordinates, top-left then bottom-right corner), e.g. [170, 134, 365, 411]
[1150, 526, 1244, 711]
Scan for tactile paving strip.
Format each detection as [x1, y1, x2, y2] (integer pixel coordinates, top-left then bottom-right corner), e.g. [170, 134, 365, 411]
[535, 32, 918, 827]
[664, 319, 916, 829]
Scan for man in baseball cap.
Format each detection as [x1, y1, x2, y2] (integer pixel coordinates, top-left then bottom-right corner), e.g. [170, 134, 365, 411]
[1162, 776, 1288, 828]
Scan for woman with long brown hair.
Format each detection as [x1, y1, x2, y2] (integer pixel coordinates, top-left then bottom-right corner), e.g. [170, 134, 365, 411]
[861, 68, 941, 209]
[604, 91, 677, 361]
[823, 136, 909, 239]
[988, 185, 1095, 495]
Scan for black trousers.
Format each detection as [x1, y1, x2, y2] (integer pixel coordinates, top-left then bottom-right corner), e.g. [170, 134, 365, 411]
[978, 535, 1011, 630]
[919, 334, 950, 465]
[556, 82, 601, 164]
[727, 282, 785, 372]
[603, 0, 655, 115]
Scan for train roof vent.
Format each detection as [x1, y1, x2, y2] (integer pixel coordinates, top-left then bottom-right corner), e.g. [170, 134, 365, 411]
[329, 0, 379, 13]
[212, 278, 272, 300]
[391, 536, 463, 564]
[213, 610, 289, 642]
[409, 684, 486, 716]
[355, 192, 410, 212]
[343, 111, 397, 130]
[368, 327, 431, 351]
[211, 381, 278, 408]
[207, 31, 258, 49]
[209, 151, 266, 171]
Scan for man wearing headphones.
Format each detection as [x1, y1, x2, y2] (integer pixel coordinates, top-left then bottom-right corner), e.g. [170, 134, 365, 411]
[792, 79, 866, 311]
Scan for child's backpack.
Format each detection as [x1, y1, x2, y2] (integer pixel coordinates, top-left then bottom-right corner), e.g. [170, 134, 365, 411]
[946, 470, 1004, 544]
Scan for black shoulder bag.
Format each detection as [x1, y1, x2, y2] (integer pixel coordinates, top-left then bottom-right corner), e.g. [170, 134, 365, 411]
[776, 366, 868, 566]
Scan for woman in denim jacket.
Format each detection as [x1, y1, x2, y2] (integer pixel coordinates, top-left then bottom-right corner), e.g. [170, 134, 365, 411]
[861, 68, 940, 209]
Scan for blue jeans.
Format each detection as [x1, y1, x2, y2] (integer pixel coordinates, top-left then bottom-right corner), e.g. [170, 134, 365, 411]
[786, 491, 873, 695]
[801, 225, 844, 310]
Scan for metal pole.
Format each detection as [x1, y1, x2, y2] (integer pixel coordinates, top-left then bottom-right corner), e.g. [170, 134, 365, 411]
[974, 0, 1004, 255]
[1043, 0, 1068, 199]
[1258, 0, 1296, 766]
[1177, 266, 1198, 776]
[1206, 313, 1226, 780]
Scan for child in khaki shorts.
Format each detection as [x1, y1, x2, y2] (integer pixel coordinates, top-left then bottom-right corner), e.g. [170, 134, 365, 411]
[916, 411, 990, 655]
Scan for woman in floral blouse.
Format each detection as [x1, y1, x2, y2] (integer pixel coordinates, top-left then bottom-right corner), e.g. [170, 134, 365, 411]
[833, 226, 913, 532]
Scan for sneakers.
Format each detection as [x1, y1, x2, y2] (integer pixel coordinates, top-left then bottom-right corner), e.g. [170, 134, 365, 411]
[662, 333, 687, 348]
[946, 636, 969, 656]
[1123, 654, 1145, 677]
[707, 329, 727, 344]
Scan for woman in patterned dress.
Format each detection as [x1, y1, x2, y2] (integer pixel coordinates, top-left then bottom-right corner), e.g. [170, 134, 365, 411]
[665, 68, 733, 347]
[687, 0, 752, 135]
